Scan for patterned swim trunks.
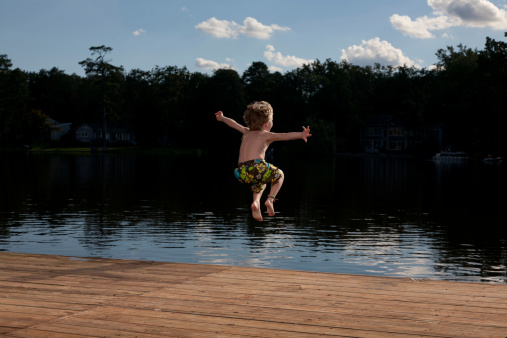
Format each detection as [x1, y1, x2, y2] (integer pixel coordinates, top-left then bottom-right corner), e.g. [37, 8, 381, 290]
[234, 159, 282, 193]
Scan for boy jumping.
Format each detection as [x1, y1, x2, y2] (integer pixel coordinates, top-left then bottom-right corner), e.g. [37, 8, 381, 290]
[215, 101, 312, 221]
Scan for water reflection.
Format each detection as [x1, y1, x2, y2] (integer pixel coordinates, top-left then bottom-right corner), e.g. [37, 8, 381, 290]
[0, 152, 505, 283]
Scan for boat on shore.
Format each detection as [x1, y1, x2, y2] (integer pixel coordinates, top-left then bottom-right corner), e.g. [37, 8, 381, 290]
[482, 155, 503, 163]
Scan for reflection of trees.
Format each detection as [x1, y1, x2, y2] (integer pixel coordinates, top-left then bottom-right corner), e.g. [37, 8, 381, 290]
[0, 152, 33, 240]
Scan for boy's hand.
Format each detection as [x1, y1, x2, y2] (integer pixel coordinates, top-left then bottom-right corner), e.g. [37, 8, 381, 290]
[215, 111, 224, 121]
[302, 126, 312, 142]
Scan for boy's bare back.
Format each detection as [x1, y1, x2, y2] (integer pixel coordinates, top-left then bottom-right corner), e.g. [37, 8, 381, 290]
[238, 130, 272, 163]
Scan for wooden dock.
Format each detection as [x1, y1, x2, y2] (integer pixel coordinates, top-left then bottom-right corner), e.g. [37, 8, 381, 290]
[1, 252, 506, 337]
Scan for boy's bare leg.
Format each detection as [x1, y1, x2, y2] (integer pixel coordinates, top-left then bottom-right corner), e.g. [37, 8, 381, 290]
[252, 187, 265, 221]
[265, 170, 284, 216]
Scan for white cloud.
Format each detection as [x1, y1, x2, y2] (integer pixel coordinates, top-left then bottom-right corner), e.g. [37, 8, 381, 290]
[430, 0, 507, 26]
[133, 28, 146, 36]
[341, 37, 420, 67]
[196, 17, 289, 39]
[195, 58, 233, 70]
[195, 17, 239, 39]
[240, 17, 290, 39]
[264, 45, 313, 68]
[390, 14, 458, 39]
[391, 0, 507, 39]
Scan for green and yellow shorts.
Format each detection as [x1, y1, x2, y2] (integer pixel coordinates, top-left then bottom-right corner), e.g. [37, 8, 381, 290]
[234, 159, 282, 193]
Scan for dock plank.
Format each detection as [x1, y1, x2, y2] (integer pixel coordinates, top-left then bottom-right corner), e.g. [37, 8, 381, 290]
[1, 251, 506, 337]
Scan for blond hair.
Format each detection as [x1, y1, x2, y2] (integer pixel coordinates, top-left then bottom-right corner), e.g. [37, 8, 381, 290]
[243, 101, 273, 131]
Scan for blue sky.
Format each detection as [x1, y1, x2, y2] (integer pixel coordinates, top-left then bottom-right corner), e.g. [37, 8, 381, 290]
[2, 0, 507, 76]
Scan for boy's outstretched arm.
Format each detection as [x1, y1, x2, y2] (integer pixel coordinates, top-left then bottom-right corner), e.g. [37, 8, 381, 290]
[268, 126, 312, 142]
[215, 111, 249, 134]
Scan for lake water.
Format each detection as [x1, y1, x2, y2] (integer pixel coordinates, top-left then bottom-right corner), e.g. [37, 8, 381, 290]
[1, 151, 506, 283]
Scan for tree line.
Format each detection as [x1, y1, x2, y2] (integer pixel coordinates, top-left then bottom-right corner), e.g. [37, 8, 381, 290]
[1, 33, 506, 157]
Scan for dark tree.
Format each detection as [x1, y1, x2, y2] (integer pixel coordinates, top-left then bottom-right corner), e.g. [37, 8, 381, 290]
[242, 61, 272, 102]
[0, 54, 13, 71]
[79, 46, 124, 149]
[0, 55, 30, 145]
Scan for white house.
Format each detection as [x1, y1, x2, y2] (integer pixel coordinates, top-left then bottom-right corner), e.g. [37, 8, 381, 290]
[75, 123, 136, 145]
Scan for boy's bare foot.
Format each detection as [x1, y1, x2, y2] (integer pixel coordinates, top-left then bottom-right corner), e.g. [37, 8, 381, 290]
[265, 199, 275, 216]
[251, 202, 263, 221]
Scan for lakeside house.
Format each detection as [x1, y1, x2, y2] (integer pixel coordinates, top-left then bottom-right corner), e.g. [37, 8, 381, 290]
[360, 115, 442, 154]
[75, 123, 136, 146]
